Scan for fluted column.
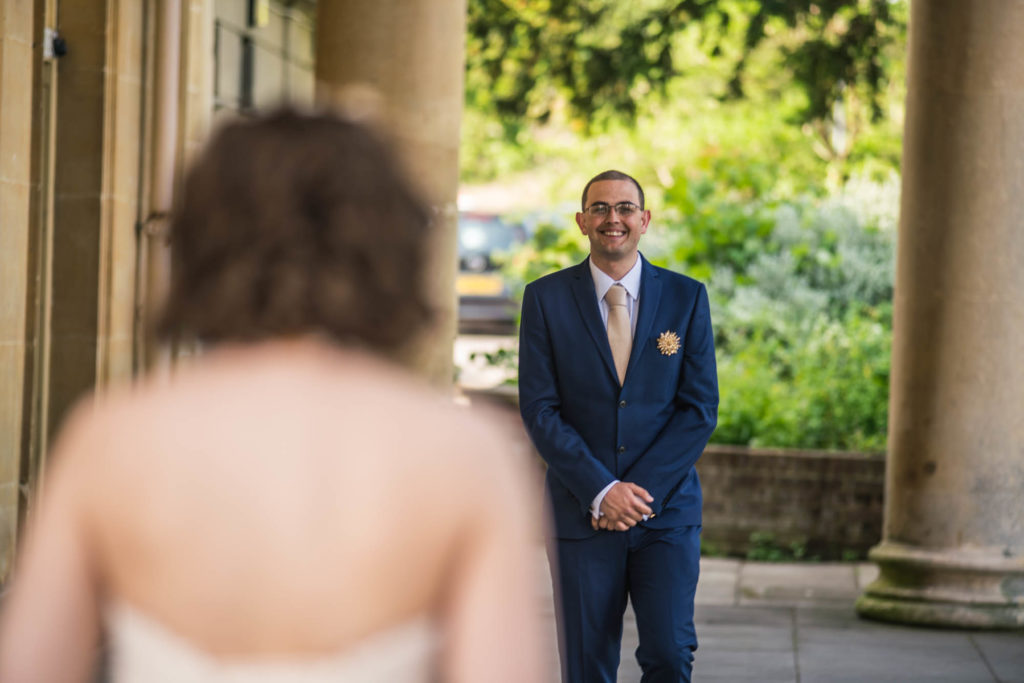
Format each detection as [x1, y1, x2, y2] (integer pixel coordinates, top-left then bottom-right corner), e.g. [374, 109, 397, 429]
[314, 0, 467, 385]
[856, 0, 1024, 628]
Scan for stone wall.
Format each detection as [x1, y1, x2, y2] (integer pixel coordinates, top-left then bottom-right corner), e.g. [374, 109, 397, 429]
[697, 444, 885, 560]
[0, 0, 37, 583]
[462, 387, 886, 560]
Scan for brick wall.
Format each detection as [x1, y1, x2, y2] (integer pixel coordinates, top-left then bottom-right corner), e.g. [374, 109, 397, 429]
[697, 444, 885, 559]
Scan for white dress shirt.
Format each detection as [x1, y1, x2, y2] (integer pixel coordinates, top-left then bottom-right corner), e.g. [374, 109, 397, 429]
[588, 257, 642, 518]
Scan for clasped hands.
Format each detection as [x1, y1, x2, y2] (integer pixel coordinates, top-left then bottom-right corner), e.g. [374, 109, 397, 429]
[591, 481, 654, 531]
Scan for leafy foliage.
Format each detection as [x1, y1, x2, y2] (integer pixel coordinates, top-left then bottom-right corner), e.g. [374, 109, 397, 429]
[746, 531, 813, 562]
[666, 172, 896, 451]
[499, 174, 896, 451]
[462, 2, 905, 452]
[714, 306, 891, 451]
[466, 0, 906, 132]
[734, 0, 901, 123]
[462, 2, 906, 192]
[466, 0, 710, 128]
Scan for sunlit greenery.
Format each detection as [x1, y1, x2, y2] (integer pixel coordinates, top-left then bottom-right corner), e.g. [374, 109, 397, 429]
[462, 1, 907, 451]
[463, 0, 907, 192]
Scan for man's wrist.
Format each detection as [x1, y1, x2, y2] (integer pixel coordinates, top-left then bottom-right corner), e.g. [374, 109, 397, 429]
[590, 480, 619, 519]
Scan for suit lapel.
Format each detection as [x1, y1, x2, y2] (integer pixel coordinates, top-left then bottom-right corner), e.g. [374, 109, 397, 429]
[626, 255, 661, 381]
[569, 258, 619, 382]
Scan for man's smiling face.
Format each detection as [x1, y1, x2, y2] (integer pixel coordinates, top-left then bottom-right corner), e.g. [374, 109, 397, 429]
[576, 179, 651, 266]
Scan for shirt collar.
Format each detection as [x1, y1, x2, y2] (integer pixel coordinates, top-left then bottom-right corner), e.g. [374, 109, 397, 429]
[589, 254, 643, 301]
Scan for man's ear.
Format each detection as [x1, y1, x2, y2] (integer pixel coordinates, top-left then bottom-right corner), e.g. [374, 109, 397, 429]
[575, 212, 586, 234]
[640, 210, 651, 233]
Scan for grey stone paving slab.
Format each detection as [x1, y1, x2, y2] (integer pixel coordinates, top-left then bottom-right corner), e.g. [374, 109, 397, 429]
[738, 595, 857, 608]
[616, 600, 642, 682]
[739, 562, 861, 604]
[695, 607, 796, 681]
[699, 629, 794, 656]
[700, 557, 743, 572]
[798, 626, 997, 683]
[697, 604, 796, 626]
[740, 561, 857, 586]
[696, 568, 739, 605]
[802, 671, 995, 683]
[801, 622, 983, 650]
[616, 651, 643, 682]
[693, 651, 797, 682]
[795, 604, 865, 628]
[971, 632, 1024, 683]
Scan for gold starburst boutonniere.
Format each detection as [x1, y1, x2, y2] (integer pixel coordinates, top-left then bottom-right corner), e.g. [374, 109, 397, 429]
[657, 331, 681, 356]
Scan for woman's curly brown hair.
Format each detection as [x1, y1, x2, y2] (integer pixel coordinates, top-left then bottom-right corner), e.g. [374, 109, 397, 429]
[158, 108, 434, 352]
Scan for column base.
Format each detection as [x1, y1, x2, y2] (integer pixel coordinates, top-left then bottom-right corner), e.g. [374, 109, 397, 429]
[856, 541, 1024, 629]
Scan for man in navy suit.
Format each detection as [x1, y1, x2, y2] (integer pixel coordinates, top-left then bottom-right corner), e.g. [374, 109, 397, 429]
[519, 170, 718, 682]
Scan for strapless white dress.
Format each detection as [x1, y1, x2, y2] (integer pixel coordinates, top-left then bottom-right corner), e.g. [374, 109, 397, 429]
[105, 603, 439, 683]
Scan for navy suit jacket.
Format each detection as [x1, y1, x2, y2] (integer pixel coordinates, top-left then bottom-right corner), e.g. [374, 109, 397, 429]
[519, 255, 719, 539]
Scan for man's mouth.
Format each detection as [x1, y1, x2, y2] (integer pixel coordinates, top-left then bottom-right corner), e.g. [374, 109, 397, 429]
[600, 229, 626, 237]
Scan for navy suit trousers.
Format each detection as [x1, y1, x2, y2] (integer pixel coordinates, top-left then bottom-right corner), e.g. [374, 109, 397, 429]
[548, 524, 701, 683]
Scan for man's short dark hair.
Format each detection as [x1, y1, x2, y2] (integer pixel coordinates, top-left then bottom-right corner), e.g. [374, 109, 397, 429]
[581, 170, 645, 211]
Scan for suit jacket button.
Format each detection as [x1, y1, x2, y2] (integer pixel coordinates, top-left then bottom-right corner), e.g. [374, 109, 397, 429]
[618, 445, 626, 453]
[619, 400, 627, 408]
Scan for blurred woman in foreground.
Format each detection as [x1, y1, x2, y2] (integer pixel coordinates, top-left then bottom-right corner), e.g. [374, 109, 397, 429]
[0, 109, 547, 682]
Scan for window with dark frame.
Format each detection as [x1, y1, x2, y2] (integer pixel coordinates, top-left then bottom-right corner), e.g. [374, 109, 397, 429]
[213, 0, 315, 115]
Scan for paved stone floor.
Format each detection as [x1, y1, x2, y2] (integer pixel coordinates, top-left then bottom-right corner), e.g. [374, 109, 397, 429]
[537, 555, 1024, 682]
[86, 551, 1023, 682]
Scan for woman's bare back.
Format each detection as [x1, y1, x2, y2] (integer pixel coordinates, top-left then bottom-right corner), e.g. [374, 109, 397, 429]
[0, 340, 546, 681]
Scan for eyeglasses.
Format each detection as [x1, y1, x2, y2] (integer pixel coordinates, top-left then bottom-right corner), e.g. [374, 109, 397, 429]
[584, 202, 641, 218]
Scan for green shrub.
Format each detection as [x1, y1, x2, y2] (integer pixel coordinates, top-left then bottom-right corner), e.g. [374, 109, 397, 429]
[499, 175, 896, 453]
[714, 309, 891, 451]
[746, 532, 816, 562]
[677, 174, 895, 451]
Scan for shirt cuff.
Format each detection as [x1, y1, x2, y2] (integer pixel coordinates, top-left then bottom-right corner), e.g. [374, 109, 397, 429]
[590, 480, 619, 519]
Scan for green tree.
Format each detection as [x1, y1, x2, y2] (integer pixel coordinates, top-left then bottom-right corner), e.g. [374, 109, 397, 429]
[463, 1, 906, 189]
[466, 0, 905, 132]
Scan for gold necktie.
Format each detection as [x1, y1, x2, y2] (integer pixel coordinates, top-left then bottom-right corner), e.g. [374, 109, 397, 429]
[606, 284, 631, 385]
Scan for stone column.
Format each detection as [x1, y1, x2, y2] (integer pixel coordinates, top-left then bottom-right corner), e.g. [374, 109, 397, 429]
[856, 0, 1024, 628]
[314, 0, 466, 385]
[45, 0, 145, 434]
[0, 0, 38, 583]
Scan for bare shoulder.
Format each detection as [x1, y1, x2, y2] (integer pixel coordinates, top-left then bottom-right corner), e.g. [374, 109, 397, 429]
[47, 343, 539, 523]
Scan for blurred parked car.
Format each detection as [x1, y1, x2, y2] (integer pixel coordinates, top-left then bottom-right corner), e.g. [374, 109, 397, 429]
[457, 212, 527, 334]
